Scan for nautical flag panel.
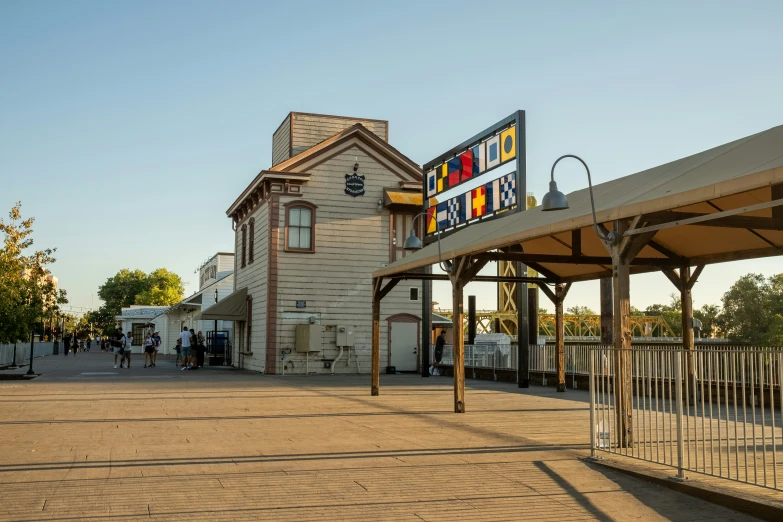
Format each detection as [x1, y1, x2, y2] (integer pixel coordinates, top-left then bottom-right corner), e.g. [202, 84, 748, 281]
[459, 150, 474, 182]
[447, 197, 460, 226]
[459, 191, 472, 224]
[500, 127, 516, 163]
[426, 169, 437, 198]
[436, 201, 449, 231]
[485, 177, 500, 215]
[500, 173, 516, 208]
[485, 135, 500, 170]
[471, 186, 486, 218]
[472, 142, 485, 173]
[426, 206, 437, 234]
[438, 163, 448, 192]
[447, 158, 461, 188]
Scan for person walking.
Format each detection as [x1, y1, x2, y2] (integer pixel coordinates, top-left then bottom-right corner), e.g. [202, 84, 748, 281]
[72, 336, 78, 356]
[63, 333, 71, 356]
[174, 337, 182, 367]
[151, 331, 161, 366]
[430, 330, 446, 376]
[86, 338, 91, 351]
[143, 333, 154, 368]
[179, 326, 192, 370]
[122, 331, 133, 368]
[188, 329, 198, 369]
[195, 331, 206, 369]
[111, 329, 126, 369]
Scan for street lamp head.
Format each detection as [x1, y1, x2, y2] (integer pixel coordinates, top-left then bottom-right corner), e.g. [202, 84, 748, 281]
[403, 229, 423, 251]
[541, 180, 569, 211]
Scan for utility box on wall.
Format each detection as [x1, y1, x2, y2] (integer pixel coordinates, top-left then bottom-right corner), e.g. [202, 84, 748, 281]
[336, 326, 355, 347]
[295, 324, 321, 353]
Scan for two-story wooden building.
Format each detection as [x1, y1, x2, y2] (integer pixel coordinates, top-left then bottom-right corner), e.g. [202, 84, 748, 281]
[205, 113, 426, 375]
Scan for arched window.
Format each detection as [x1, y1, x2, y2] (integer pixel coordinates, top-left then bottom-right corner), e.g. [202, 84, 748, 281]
[241, 224, 247, 268]
[248, 218, 255, 264]
[285, 201, 317, 253]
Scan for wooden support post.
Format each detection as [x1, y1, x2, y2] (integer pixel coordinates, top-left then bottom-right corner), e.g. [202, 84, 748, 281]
[371, 278, 381, 396]
[600, 277, 612, 346]
[555, 283, 566, 392]
[611, 220, 633, 448]
[680, 265, 699, 382]
[450, 258, 468, 413]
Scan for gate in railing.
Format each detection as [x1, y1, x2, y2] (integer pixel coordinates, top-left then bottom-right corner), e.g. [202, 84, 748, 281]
[589, 345, 783, 490]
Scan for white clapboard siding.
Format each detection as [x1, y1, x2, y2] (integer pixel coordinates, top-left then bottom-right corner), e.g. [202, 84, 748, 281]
[270, 146, 419, 375]
[234, 201, 270, 373]
[271, 115, 292, 166]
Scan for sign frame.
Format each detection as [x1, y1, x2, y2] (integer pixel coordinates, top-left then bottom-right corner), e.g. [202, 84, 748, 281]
[421, 111, 525, 244]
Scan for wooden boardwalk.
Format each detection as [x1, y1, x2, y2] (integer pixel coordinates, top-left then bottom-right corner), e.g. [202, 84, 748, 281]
[0, 351, 769, 521]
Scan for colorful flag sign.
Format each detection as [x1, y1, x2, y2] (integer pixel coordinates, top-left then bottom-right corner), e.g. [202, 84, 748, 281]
[500, 127, 516, 163]
[471, 186, 486, 218]
[459, 150, 474, 182]
[426, 206, 437, 234]
[459, 190, 472, 223]
[472, 142, 485, 173]
[447, 197, 460, 226]
[447, 158, 460, 188]
[485, 135, 500, 170]
[485, 177, 501, 214]
[436, 201, 449, 231]
[426, 169, 437, 198]
[500, 173, 516, 208]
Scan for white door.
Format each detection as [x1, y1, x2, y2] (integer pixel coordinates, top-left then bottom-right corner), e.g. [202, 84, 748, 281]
[390, 322, 418, 372]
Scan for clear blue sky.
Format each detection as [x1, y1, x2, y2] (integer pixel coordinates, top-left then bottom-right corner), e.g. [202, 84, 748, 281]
[2, 0, 782, 316]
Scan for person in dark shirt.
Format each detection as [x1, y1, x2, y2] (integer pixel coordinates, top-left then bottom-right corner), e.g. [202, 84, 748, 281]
[431, 330, 446, 376]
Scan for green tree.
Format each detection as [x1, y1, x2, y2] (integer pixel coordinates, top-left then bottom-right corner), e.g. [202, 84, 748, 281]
[0, 202, 67, 343]
[693, 304, 720, 338]
[135, 268, 184, 306]
[566, 305, 595, 316]
[95, 268, 185, 334]
[718, 273, 770, 344]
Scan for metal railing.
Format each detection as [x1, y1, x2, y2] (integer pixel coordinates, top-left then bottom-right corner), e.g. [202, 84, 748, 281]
[589, 345, 783, 491]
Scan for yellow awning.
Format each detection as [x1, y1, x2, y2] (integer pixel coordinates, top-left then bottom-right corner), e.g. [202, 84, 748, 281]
[383, 189, 422, 207]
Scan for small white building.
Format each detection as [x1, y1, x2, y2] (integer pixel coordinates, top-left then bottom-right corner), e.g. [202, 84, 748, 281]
[117, 306, 170, 354]
[146, 253, 236, 358]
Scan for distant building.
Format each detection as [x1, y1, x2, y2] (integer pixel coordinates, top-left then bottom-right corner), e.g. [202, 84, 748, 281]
[207, 112, 425, 374]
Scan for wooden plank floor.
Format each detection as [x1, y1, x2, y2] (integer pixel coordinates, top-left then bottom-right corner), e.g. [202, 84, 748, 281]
[0, 351, 763, 521]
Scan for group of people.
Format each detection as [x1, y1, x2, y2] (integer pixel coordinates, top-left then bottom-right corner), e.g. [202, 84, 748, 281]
[61, 335, 90, 356]
[176, 326, 207, 370]
[107, 329, 161, 369]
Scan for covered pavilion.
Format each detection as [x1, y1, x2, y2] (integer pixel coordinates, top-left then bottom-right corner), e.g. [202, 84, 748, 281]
[370, 124, 783, 438]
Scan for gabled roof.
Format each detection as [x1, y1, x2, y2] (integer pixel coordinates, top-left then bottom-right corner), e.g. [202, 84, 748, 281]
[227, 123, 422, 218]
[270, 123, 421, 178]
[375, 124, 783, 282]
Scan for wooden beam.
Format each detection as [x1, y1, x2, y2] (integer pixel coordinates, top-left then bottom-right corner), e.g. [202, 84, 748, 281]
[662, 268, 682, 290]
[524, 261, 561, 282]
[450, 262, 467, 413]
[371, 278, 381, 397]
[647, 240, 685, 262]
[688, 246, 783, 265]
[645, 211, 783, 231]
[378, 278, 400, 301]
[600, 277, 612, 345]
[687, 264, 705, 290]
[626, 198, 783, 236]
[612, 219, 633, 448]
[390, 273, 552, 284]
[461, 258, 489, 284]
[555, 282, 567, 393]
[681, 266, 695, 382]
[572, 229, 582, 256]
[474, 252, 680, 267]
[538, 283, 557, 305]
[773, 184, 783, 224]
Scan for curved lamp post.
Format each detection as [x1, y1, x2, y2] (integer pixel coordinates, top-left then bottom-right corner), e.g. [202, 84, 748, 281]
[542, 154, 619, 245]
[402, 212, 452, 273]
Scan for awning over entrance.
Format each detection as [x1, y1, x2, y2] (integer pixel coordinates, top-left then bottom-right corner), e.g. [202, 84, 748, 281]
[201, 287, 247, 321]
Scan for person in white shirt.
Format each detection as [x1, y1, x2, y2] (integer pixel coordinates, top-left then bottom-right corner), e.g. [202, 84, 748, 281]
[179, 326, 192, 370]
[112, 329, 127, 369]
[122, 332, 133, 368]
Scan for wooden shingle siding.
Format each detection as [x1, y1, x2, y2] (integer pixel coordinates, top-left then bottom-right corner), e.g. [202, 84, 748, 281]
[272, 114, 292, 166]
[290, 113, 388, 159]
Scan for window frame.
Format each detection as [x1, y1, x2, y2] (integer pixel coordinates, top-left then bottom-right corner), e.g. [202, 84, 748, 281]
[248, 218, 255, 264]
[284, 200, 318, 253]
[241, 224, 247, 268]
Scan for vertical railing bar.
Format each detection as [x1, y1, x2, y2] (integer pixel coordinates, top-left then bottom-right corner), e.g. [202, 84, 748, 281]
[708, 349, 715, 475]
[633, 348, 639, 458]
[701, 350, 707, 473]
[768, 349, 776, 490]
[693, 349, 699, 474]
[759, 351, 767, 487]
[777, 351, 783, 490]
[723, 351, 731, 479]
[675, 347, 685, 479]
[684, 345, 691, 471]
[741, 350, 749, 483]
[716, 350, 723, 477]
[751, 349, 757, 485]
[669, 349, 675, 466]
[589, 348, 596, 459]
[641, 347, 647, 460]
[732, 350, 739, 481]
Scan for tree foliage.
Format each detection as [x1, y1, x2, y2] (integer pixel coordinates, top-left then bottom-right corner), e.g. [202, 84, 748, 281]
[93, 267, 185, 334]
[0, 202, 67, 343]
[718, 273, 783, 345]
